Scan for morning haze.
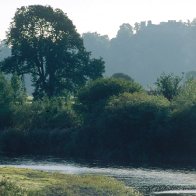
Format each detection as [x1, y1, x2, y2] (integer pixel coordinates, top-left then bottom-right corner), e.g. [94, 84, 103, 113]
[0, 2, 196, 196]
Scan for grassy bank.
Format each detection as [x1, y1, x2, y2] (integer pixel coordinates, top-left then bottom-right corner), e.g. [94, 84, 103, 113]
[0, 167, 141, 196]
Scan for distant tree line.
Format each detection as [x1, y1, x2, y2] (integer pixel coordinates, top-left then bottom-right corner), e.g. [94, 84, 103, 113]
[2, 19, 196, 92]
[83, 20, 196, 86]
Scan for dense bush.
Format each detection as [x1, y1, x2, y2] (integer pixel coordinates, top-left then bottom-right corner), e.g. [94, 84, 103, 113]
[172, 79, 196, 109]
[0, 72, 27, 128]
[0, 75, 195, 166]
[74, 92, 171, 161]
[0, 73, 13, 128]
[0, 127, 75, 155]
[101, 93, 171, 160]
[77, 78, 142, 110]
[169, 79, 196, 161]
[0, 128, 27, 154]
[11, 97, 78, 130]
[76, 77, 143, 126]
[0, 97, 78, 155]
[170, 105, 196, 158]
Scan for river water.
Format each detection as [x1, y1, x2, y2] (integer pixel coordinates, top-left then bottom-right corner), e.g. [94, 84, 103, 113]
[0, 157, 195, 195]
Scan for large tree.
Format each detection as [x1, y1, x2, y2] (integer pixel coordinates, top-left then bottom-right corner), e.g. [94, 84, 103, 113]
[1, 5, 104, 98]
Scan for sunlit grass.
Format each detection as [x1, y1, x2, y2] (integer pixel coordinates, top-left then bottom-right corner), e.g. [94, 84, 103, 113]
[0, 167, 142, 196]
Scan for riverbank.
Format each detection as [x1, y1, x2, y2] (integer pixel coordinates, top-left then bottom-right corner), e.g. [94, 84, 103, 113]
[0, 167, 141, 196]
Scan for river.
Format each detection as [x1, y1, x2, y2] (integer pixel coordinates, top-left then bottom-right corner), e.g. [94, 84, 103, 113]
[0, 157, 195, 195]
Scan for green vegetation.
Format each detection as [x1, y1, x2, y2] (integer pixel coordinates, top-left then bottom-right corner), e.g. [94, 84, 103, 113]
[0, 68, 195, 165]
[0, 167, 141, 196]
[1, 5, 104, 99]
[77, 78, 142, 113]
[73, 92, 171, 161]
[0, 73, 13, 128]
[0, 5, 195, 166]
[111, 73, 134, 82]
[154, 72, 183, 101]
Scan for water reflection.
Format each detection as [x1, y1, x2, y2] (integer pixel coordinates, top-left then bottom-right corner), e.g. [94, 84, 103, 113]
[0, 156, 195, 195]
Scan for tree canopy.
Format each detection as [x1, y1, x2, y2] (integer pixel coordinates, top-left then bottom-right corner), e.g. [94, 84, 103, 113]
[154, 73, 183, 101]
[1, 5, 104, 98]
[77, 78, 142, 109]
[111, 73, 134, 82]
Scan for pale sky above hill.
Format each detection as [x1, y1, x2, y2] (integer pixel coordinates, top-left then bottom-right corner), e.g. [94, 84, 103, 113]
[0, 0, 196, 40]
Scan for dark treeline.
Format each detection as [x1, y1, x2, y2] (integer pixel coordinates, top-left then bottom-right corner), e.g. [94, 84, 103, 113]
[0, 72, 195, 166]
[0, 5, 195, 166]
[83, 20, 196, 86]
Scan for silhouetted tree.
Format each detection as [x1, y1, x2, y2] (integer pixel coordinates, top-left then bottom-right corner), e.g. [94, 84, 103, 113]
[1, 5, 104, 98]
[116, 23, 133, 40]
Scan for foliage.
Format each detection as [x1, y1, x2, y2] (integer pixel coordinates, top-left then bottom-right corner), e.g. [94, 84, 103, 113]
[116, 23, 133, 40]
[0, 72, 27, 128]
[10, 73, 26, 104]
[11, 97, 77, 130]
[185, 71, 196, 80]
[154, 73, 183, 101]
[76, 92, 170, 161]
[111, 73, 134, 82]
[72, 91, 170, 160]
[0, 96, 78, 154]
[104, 92, 170, 138]
[0, 5, 196, 166]
[0, 167, 142, 196]
[169, 79, 196, 158]
[172, 79, 196, 109]
[0, 73, 13, 128]
[0, 73, 195, 165]
[1, 5, 104, 98]
[170, 105, 196, 158]
[77, 78, 142, 111]
[3, 20, 196, 90]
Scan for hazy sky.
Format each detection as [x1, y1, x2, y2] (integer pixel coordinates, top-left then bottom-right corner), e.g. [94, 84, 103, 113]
[1, 0, 196, 40]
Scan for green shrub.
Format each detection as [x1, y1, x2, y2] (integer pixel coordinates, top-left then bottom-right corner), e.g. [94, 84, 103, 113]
[77, 78, 142, 110]
[0, 73, 13, 128]
[172, 79, 196, 110]
[74, 92, 171, 161]
[12, 97, 78, 130]
[154, 72, 183, 101]
[170, 104, 196, 158]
